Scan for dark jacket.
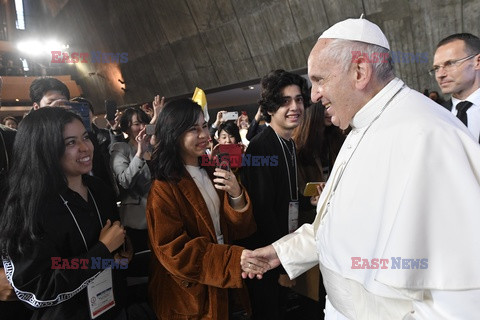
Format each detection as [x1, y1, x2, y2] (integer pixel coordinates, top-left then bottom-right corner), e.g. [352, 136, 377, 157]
[0, 124, 15, 195]
[3, 176, 127, 320]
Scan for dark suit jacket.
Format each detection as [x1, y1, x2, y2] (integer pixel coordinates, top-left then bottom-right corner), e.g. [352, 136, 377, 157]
[442, 99, 453, 111]
[246, 118, 266, 141]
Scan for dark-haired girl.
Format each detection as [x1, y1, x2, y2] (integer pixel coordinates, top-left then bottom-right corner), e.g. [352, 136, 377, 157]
[147, 98, 256, 320]
[0, 108, 127, 319]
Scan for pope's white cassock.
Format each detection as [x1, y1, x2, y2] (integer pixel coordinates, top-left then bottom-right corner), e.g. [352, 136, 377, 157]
[273, 78, 480, 319]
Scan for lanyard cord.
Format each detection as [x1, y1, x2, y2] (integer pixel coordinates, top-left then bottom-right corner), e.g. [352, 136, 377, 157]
[59, 187, 103, 252]
[275, 133, 298, 201]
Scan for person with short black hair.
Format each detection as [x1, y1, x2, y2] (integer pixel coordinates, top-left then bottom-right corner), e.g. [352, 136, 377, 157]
[217, 120, 242, 145]
[1, 116, 18, 130]
[240, 69, 310, 320]
[433, 33, 480, 142]
[110, 108, 151, 235]
[29, 77, 70, 110]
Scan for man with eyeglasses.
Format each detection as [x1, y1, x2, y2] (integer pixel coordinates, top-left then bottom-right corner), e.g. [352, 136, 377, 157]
[432, 33, 480, 143]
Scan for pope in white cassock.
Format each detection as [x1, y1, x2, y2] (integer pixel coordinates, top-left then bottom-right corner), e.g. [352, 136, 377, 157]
[240, 17, 480, 319]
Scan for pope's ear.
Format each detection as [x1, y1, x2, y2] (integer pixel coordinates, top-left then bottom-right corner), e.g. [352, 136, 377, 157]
[352, 55, 373, 90]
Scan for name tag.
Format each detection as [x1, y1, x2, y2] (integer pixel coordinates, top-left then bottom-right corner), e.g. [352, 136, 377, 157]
[87, 268, 115, 319]
[288, 201, 299, 233]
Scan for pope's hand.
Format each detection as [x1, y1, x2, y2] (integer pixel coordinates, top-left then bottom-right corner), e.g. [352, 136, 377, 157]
[240, 245, 280, 279]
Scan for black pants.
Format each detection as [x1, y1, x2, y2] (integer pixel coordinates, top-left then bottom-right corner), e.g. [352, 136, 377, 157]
[246, 272, 289, 320]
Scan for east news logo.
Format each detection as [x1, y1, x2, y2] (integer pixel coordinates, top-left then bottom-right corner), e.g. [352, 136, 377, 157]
[51, 51, 128, 63]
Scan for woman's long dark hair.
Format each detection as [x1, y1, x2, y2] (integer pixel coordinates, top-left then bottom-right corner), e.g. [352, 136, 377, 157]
[151, 98, 203, 182]
[293, 102, 325, 166]
[0, 108, 83, 258]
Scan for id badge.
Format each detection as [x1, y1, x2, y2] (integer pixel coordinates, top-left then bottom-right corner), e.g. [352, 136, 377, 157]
[87, 268, 115, 319]
[288, 201, 299, 233]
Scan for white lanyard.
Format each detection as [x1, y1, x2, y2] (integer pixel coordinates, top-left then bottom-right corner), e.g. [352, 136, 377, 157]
[275, 133, 298, 201]
[59, 188, 103, 252]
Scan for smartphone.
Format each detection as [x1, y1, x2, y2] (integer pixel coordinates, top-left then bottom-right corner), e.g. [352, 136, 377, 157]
[64, 102, 92, 132]
[216, 153, 231, 171]
[105, 100, 117, 121]
[218, 143, 243, 168]
[145, 124, 155, 135]
[222, 111, 238, 121]
[215, 154, 230, 187]
[303, 182, 323, 197]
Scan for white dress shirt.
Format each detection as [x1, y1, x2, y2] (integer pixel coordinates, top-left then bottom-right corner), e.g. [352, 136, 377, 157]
[451, 87, 480, 142]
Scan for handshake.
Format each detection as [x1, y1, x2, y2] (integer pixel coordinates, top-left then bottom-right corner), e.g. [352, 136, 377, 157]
[240, 245, 280, 279]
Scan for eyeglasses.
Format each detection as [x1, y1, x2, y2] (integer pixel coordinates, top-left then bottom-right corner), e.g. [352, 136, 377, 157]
[429, 53, 478, 76]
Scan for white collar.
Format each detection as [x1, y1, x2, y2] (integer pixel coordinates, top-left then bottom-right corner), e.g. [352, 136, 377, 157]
[185, 165, 203, 178]
[451, 87, 480, 108]
[350, 78, 404, 129]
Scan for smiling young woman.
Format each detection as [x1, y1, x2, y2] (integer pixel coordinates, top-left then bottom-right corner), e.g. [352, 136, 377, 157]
[0, 107, 128, 320]
[147, 98, 257, 319]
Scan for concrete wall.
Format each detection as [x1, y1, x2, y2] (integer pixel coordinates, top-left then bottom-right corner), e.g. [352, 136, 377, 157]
[42, 0, 480, 110]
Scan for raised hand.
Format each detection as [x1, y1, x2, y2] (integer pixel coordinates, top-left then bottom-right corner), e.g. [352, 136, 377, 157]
[135, 127, 150, 158]
[107, 110, 123, 131]
[214, 111, 226, 128]
[151, 95, 165, 124]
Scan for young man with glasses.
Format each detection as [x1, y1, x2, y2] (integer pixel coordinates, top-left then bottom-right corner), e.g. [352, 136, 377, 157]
[432, 33, 480, 143]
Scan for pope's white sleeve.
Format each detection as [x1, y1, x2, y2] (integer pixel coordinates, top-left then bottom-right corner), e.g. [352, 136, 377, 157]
[412, 289, 480, 319]
[272, 223, 319, 279]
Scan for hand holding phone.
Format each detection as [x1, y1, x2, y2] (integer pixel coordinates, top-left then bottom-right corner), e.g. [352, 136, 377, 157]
[303, 182, 325, 197]
[213, 157, 242, 198]
[105, 100, 117, 122]
[222, 111, 238, 121]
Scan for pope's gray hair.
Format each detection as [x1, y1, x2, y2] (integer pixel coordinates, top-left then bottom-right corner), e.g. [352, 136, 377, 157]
[323, 39, 395, 82]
